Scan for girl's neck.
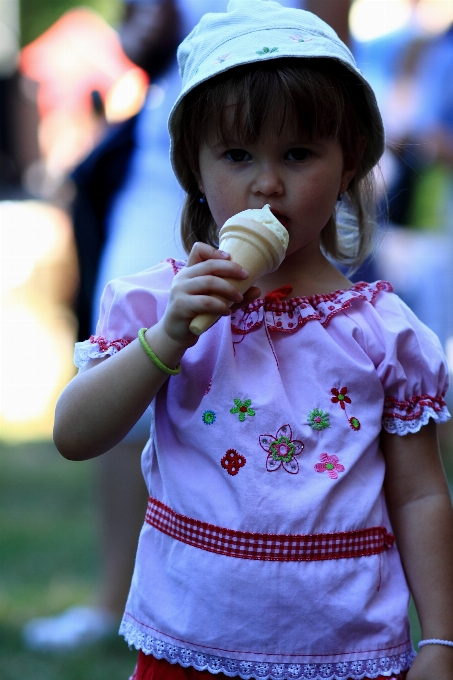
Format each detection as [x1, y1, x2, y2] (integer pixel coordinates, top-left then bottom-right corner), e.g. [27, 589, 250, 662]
[257, 241, 352, 298]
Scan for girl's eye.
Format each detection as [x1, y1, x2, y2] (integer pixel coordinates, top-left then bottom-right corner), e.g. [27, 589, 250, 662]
[225, 149, 250, 162]
[287, 148, 311, 161]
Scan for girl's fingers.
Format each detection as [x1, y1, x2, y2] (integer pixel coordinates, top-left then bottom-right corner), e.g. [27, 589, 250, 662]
[182, 257, 249, 282]
[181, 294, 235, 318]
[186, 242, 230, 267]
[175, 274, 244, 304]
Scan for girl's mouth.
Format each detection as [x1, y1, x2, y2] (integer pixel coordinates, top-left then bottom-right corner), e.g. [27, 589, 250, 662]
[270, 210, 289, 228]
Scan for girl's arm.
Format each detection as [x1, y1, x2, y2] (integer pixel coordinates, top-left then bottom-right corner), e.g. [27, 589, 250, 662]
[54, 244, 255, 461]
[382, 420, 453, 680]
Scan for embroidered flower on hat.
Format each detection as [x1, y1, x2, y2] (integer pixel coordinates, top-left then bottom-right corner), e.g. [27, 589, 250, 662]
[289, 33, 312, 43]
[256, 46, 279, 56]
[213, 52, 231, 65]
[314, 453, 345, 479]
[331, 386, 351, 410]
[221, 449, 246, 476]
[202, 410, 216, 425]
[230, 398, 255, 421]
[260, 424, 304, 474]
[307, 408, 330, 431]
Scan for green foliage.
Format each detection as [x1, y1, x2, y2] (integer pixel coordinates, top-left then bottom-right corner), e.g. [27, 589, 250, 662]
[0, 440, 135, 678]
[20, 0, 122, 47]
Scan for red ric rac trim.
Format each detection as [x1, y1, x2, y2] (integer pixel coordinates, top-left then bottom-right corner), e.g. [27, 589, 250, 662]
[166, 258, 185, 275]
[383, 394, 446, 421]
[231, 280, 393, 336]
[90, 335, 131, 353]
[145, 497, 395, 562]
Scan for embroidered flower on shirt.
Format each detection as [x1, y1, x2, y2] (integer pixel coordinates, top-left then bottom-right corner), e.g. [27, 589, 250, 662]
[331, 387, 351, 410]
[230, 398, 255, 421]
[213, 52, 231, 64]
[259, 424, 304, 474]
[307, 408, 330, 430]
[256, 46, 279, 55]
[314, 453, 345, 480]
[331, 386, 361, 431]
[349, 416, 361, 431]
[221, 449, 246, 476]
[202, 410, 216, 425]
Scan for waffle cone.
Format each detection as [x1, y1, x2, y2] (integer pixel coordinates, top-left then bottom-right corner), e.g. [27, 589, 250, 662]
[189, 217, 287, 336]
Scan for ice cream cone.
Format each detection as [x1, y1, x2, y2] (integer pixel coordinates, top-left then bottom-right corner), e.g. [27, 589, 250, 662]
[189, 206, 288, 336]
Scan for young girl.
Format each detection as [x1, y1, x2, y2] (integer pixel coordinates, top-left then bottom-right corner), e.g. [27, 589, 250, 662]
[55, 2, 453, 678]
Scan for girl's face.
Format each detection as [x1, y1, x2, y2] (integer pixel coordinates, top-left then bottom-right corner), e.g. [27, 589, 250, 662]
[197, 114, 357, 260]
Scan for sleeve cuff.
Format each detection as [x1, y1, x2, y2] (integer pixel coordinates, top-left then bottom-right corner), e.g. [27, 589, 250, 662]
[74, 335, 131, 371]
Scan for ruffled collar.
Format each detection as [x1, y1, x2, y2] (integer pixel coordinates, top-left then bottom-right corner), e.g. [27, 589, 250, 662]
[230, 281, 394, 335]
[166, 261, 393, 335]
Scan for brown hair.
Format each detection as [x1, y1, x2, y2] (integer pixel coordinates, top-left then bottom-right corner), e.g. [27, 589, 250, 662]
[173, 58, 381, 269]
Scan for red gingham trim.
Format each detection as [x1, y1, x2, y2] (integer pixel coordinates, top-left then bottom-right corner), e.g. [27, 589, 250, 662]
[145, 497, 395, 562]
[90, 335, 131, 353]
[383, 394, 447, 421]
[231, 281, 393, 335]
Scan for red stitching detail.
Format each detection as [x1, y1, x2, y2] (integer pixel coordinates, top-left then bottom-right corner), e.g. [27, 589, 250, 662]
[263, 285, 293, 304]
[383, 394, 447, 421]
[145, 497, 394, 562]
[124, 611, 411, 658]
[89, 335, 131, 353]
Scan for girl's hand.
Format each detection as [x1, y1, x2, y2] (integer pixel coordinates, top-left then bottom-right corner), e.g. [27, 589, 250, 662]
[406, 644, 453, 679]
[160, 243, 260, 347]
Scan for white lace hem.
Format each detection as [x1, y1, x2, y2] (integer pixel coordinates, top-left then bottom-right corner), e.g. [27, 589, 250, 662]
[382, 405, 451, 435]
[120, 621, 415, 680]
[74, 337, 130, 370]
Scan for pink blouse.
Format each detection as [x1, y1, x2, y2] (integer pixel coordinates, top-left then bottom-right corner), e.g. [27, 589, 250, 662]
[75, 260, 450, 680]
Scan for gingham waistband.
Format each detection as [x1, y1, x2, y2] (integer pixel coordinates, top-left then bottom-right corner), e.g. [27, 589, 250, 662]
[145, 497, 395, 562]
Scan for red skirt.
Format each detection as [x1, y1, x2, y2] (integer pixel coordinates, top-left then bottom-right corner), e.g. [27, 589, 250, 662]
[131, 652, 408, 680]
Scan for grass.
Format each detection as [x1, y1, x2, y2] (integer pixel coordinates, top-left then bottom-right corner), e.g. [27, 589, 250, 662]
[0, 439, 136, 680]
[1, 428, 452, 678]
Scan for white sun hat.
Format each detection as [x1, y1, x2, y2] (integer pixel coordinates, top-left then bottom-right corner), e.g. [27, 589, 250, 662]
[168, 0, 385, 183]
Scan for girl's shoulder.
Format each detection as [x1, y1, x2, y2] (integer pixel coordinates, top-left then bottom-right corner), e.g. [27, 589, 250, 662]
[74, 259, 187, 370]
[105, 258, 186, 296]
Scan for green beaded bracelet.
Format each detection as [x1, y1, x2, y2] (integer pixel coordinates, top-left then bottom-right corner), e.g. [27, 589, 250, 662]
[137, 328, 181, 376]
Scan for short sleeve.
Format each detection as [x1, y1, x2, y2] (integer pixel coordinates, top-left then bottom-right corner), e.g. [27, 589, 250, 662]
[361, 292, 450, 435]
[73, 259, 184, 370]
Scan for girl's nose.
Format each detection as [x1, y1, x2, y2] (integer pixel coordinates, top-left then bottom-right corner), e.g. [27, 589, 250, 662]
[251, 165, 284, 197]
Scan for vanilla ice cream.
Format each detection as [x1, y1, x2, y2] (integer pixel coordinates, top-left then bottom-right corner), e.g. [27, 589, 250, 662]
[222, 204, 289, 250]
[189, 204, 289, 335]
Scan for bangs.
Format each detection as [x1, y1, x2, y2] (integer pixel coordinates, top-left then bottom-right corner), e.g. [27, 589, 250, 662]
[178, 58, 364, 167]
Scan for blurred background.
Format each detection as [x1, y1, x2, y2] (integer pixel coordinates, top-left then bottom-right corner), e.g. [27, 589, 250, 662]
[1, 1, 453, 678]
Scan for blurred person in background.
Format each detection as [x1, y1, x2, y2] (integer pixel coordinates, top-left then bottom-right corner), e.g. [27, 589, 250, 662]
[23, 0, 351, 652]
[401, 19, 453, 357]
[352, 0, 453, 360]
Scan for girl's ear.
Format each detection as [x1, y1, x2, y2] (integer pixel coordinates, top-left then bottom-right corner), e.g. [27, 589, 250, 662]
[341, 135, 367, 189]
[192, 166, 202, 191]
